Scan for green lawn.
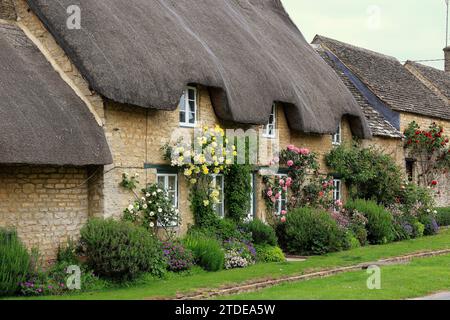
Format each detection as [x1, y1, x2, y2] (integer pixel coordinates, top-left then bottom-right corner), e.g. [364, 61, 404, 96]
[223, 254, 450, 300]
[9, 228, 450, 300]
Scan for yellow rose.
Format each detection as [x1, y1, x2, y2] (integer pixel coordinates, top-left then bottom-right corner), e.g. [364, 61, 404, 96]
[203, 200, 210, 207]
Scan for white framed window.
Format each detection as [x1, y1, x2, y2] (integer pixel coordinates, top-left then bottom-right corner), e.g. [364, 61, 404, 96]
[245, 174, 255, 222]
[263, 104, 276, 139]
[179, 86, 197, 127]
[332, 123, 342, 145]
[275, 174, 288, 215]
[333, 179, 342, 203]
[211, 174, 225, 218]
[157, 173, 179, 226]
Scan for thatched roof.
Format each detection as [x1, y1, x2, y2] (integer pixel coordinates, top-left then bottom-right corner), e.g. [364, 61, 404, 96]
[0, 23, 112, 166]
[27, 0, 371, 138]
[313, 35, 450, 121]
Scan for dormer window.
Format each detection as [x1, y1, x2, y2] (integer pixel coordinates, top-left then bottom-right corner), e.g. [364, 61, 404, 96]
[179, 86, 197, 127]
[332, 123, 342, 145]
[263, 104, 276, 138]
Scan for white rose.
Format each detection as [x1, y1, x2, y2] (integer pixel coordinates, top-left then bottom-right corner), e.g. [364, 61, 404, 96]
[427, 209, 431, 213]
[146, 193, 151, 197]
[157, 189, 162, 193]
[142, 204, 148, 209]
[149, 222, 155, 228]
[152, 192, 157, 196]
[158, 208, 163, 213]
[128, 205, 134, 211]
[150, 212, 155, 216]
[433, 210, 438, 214]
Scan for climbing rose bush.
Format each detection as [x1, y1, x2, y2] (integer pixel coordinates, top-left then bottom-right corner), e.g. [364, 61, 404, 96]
[404, 121, 450, 186]
[123, 183, 179, 238]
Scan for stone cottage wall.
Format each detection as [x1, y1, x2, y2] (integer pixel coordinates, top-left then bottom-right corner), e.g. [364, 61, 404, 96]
[0, 166, 91, 260]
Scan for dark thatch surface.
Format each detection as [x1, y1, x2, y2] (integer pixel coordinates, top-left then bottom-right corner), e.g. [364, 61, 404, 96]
[315, 47, 402, 138]
[27, 0, 371, 138]
[313, 35, 450, 121]
[0, 23, 112, 166]
[405, 61, 450, 102]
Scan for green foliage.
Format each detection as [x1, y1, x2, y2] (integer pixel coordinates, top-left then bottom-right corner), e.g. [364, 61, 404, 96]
[0, 228, 31, 296]
[190, 181, 220, 227]
[436, 207, 450, 226]
[243, 219, 277, 246]
[279, 207, 347, 255]
[345, 199, 395, 244]
[254, 245, 285, 263]
[398, 183, 435, 214]
[345, 232, 362, 250]
[183, 233, 224, 272]
[413, 221, 425, 238]
[325, 143, 403, 205]
[188, 218, 249, 243]
[224, 164, 253, 223]
[80, 219, 167, 281]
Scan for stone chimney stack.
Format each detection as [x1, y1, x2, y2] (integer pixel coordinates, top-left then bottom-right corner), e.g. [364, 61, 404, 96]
[445, 47, 450, 72]
[0, 0, 17, 21]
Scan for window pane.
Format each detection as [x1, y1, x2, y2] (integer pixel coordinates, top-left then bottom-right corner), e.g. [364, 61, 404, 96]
[168, 176, 176, 191]
[179, 93, 186, 111]
[189, 112, 195, 124]
[188, 88, 195, 100]
[157, 176, 165, 188]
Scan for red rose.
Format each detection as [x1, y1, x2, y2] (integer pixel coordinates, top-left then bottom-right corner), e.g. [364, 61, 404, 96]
[431, 180, 438, 186]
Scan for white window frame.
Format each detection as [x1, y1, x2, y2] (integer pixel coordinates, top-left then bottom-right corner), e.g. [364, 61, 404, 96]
[263, 104, 277, 139]
[156, 173, 179, 227]
[275, 174, 288, 216]
[211, 174, 225, 218]
[333, 179, 342, 203]
[179, 86, 198, 128]
[332, 123, 342, 145]
[245, 173, 255, 222]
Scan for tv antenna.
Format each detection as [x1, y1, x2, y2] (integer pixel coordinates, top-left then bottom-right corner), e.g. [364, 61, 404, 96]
[446, 0, 449, 47]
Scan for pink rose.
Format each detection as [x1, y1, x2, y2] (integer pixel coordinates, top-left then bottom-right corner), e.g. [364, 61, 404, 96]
[279, 179, 285, 186]
[280, 216, 287, 223]
[275, 193, 281, 199]
[335, 200, 343, 207]
[271, 197, 276, 203]
[267, 190, 273, 197]
[287, 145, 295, 151]
[281, 210, 287, 215]
[294, 147, 301, 154]
[283, 186, 288, 192]
[287, 160, 294, 167]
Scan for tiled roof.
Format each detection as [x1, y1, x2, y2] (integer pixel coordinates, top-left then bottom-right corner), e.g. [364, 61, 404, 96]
[313, 35, 450, 121]
[315, 47, 402, 138]
[404, 61, 450, 102]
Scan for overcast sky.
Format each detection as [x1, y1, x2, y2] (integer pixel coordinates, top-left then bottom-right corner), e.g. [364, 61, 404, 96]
[282, 0, 448, 70]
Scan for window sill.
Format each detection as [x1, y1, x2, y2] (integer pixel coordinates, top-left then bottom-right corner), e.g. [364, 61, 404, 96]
[179, 123, 197, 128]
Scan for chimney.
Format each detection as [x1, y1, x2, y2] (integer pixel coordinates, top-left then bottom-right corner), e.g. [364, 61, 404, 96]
[445, 46, 450, 72]
[0, 0, 17, 21]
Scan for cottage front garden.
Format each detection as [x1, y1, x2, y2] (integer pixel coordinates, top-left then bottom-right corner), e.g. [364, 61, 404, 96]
[2, 122, 450, 299]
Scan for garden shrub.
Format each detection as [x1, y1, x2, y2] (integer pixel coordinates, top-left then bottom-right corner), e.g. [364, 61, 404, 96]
[345, 199, 395, 244]
[413, 221, 425, 238]
[183, 233, 224, 272]
[243, 219, 277, 246]
[255, 245, 285, 263]
[222, 239, 256, 269]
[280, 207, 347, 255]
[436, 207, 450, 226]
[325, 143, 403, 205]
[225, 164, 253, 223]
[0, 228, 31, 296]
[419, 215, 439, 236]
[80, 219, 167, 281]
[161, 241, 194, 272]
[398, 184, 435, 214]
